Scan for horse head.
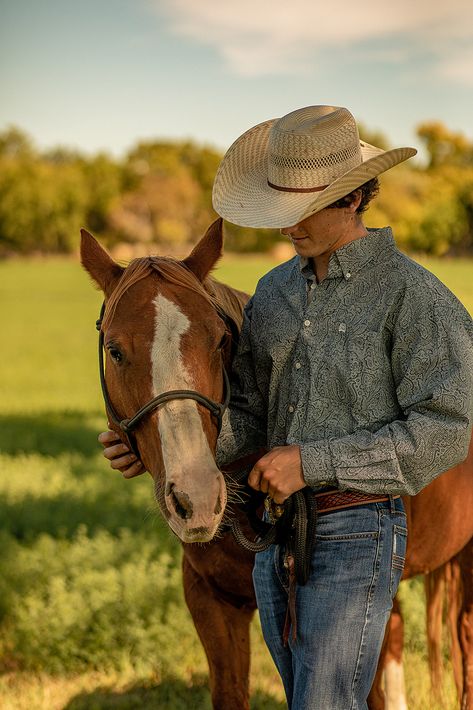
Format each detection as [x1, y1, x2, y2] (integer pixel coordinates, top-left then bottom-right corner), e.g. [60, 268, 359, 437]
[80, 219, 245, 543]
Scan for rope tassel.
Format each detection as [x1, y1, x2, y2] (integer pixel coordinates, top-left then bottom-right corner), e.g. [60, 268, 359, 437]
[283, 553, 298, 646]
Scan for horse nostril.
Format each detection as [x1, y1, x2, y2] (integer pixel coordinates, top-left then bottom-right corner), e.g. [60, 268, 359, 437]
[214, 494, 222, 515]
[167, 484, 193, 520]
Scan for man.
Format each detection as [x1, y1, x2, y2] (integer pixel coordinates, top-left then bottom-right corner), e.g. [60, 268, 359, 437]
[101, 105, 473, 709]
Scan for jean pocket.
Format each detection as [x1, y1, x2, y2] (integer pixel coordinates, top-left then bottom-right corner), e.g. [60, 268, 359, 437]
[390, 524, 407, 596]
[315, 531, 379, 541]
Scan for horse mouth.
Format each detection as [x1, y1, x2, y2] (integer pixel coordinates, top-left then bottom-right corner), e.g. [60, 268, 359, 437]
[168, 519, 217, 543]
[162, 478, 227, 543]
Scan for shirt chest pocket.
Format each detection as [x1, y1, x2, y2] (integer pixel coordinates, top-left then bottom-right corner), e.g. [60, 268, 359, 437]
[346, 330, 398, 423]
[348, 330, 388, 373]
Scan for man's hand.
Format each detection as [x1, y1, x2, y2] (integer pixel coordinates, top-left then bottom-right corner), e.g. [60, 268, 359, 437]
[248, 445, 306, 504]
[98, 430, 146, 479]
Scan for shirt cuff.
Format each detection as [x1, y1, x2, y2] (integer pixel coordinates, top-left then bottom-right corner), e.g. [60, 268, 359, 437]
[300, 440, 337, 488]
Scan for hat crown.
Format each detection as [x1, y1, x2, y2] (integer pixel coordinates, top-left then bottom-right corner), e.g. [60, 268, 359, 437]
[268, 105, 362, 191]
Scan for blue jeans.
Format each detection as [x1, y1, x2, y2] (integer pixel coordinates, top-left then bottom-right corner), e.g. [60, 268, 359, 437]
[252, 497, 407, 710]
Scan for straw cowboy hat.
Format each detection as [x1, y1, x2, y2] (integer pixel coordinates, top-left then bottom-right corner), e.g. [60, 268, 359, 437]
[212, 105, 416, 229]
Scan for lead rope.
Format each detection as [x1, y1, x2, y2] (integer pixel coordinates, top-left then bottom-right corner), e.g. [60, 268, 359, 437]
[225, 471, 318, 644]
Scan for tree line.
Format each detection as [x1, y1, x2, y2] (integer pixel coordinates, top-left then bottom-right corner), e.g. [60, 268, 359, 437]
[0, 122, 472, 256]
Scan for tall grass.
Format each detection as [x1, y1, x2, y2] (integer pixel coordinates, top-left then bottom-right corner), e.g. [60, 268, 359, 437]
[0, 249, 471, 709]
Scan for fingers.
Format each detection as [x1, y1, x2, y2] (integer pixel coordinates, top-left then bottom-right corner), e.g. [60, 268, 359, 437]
[248, 460, 270, 494]
[98, 430, 121, 446]
[248, 465, 262, 492]
[122, 461, 146, 479]
[108, 450, 138, 469]
[247, 445, 304, 503]
[270, 489, 286, 505]
[98, 429, 146, 478]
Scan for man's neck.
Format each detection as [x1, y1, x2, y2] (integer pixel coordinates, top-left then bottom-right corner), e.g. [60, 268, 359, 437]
[313, 220, 367, 282]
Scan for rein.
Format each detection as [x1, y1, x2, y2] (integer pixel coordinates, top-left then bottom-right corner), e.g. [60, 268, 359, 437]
[225, 466, 317, 584]
[224, 467, 318, 644]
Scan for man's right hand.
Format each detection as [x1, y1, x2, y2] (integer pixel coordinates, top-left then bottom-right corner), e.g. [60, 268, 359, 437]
[98, 430, 146, 479]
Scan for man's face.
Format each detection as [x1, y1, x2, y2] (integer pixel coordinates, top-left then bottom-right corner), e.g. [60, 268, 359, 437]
[280, 205, 357, 259]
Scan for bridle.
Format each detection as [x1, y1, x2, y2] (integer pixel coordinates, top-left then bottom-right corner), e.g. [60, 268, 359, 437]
[96, 300, 235, 459]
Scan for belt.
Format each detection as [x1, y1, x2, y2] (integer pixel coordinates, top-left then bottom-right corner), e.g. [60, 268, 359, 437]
[264, 488, 400, 524]
[314, 488, 400, 515]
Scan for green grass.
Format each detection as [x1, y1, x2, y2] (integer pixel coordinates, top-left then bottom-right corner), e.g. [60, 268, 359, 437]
[0, 250, 471, 709]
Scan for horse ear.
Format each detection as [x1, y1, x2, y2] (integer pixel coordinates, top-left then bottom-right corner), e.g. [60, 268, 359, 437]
[80, 229, 124, 296]
[182, 218, 223, 282]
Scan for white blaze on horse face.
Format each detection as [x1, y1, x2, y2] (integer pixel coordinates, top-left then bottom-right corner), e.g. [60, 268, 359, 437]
[151, 293, 220, 498]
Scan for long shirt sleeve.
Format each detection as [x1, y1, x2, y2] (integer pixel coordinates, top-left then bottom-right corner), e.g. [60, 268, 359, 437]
[300, 290, 473, 495]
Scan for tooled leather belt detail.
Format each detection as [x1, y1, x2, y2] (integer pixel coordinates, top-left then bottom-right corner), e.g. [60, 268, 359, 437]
[314, 488, 400, 515]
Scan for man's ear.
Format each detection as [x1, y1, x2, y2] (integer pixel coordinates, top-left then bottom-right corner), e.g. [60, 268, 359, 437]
[80, 229, 124, 296]
[182, 218, 223, 282]
[348, 189, 363, 212]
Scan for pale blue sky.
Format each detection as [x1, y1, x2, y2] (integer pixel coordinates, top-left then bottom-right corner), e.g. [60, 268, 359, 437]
[1, 0, 472, 159]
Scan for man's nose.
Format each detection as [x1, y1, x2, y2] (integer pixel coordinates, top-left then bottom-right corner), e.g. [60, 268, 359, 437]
[280, 223, 301, 237]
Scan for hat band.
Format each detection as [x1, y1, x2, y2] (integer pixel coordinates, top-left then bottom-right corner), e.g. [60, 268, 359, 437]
[267, 180, 328, 194]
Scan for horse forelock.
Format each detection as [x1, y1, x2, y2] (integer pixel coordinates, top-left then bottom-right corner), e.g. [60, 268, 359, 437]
[101, 255, 246, 334]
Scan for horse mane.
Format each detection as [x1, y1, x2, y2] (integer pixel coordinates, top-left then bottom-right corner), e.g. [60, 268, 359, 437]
[102, 255, 248, 332]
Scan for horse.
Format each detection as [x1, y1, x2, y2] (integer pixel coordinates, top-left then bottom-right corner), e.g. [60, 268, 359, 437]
[80, 219, 473, 710]
[369, 451, 473, 709]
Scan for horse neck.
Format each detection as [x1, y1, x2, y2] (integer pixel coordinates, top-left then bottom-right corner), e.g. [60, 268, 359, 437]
[204, 276, 249, 333]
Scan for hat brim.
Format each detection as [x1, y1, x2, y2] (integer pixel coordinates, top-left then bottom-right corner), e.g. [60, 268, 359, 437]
[212, 119, 416, 229]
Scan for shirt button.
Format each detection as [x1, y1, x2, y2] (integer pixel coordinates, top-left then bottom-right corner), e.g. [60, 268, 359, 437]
[304, 319, 311, 327]
[295, 362, 301, 369]
[310, 283, 316, 290]
[288, 405, 295, 413]
[345, 272, 351, 279]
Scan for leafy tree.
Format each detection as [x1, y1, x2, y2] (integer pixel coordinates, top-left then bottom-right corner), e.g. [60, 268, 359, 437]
[108, 170, 206, 248]
[0, 126, 35, 160]
[417, 122, 473, 168]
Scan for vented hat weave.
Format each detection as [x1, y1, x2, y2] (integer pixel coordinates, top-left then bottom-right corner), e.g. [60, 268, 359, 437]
[212, 105, 416, 229]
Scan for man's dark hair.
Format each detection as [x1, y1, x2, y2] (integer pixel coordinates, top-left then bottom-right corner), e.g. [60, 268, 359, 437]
[328, 177, 380, 214]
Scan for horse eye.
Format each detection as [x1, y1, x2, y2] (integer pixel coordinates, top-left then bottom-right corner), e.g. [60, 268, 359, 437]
[107, 345, 123, 363]
[218, 331, 230, 351]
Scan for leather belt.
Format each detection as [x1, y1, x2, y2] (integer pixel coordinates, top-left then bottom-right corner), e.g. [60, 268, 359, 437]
[314, 488, 400, 515]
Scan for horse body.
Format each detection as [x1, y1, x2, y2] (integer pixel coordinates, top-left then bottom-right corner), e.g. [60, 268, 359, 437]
[403, 445, 473, 577]
[81, 219, 473, 710]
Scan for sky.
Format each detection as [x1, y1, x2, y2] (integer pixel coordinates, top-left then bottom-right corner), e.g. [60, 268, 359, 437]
[1, 0, 472, 161]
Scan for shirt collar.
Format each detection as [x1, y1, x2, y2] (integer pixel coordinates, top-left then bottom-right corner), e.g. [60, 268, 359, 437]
[298, 227, 396, 282]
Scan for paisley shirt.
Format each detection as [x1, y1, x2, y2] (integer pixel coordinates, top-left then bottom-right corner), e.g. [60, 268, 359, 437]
[216, 228, 473, 495]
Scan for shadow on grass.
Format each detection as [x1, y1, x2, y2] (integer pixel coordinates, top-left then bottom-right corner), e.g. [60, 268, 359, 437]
[0, 489, 179, 547]
[0, 410, 103, 457]
[65, 675, 286, 710]
[0, 409, 181, 549]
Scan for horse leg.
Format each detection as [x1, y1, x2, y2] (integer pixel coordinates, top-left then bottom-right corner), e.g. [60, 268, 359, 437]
[383, 595, 408, 710]
[446, 558, 463, 702]
[182, 555, 254, 710]
[425, 566, 446, 704]
[367, 618, 390, 710]
[368, 595, 407, 710]
[458, 538, 473, 710]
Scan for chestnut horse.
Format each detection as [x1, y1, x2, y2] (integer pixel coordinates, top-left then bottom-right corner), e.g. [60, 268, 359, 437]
[81, 219, 473, 710]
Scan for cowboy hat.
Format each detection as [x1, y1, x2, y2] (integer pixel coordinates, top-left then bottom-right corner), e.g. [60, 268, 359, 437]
[212, 105, 416, 229]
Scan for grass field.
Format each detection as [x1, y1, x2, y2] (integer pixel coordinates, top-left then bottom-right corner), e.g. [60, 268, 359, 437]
[0, 249, 471, 709]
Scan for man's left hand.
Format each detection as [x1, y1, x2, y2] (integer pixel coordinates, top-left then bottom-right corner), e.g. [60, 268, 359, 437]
[248, 445, 306, 504]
